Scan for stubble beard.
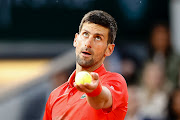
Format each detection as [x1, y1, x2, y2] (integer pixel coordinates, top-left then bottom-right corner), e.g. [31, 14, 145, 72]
[76, 54, 94, 68]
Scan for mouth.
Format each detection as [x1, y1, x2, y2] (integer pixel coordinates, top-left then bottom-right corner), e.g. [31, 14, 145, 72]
[81, 50, 92, 57]
[82, 51, 91, 55]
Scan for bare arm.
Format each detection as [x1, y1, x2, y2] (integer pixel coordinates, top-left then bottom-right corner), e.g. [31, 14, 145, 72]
[74, 72, 112, 110]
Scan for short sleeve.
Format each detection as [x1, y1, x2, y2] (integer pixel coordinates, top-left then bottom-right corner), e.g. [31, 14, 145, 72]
[101, 73, 128, 111]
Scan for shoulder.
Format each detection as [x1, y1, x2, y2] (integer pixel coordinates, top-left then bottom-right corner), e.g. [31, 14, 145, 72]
[101, 71, 126, 84]
[100, 71, 128, 94]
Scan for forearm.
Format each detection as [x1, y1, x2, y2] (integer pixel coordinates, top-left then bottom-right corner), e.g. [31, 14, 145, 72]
[87, 86, 112, 110]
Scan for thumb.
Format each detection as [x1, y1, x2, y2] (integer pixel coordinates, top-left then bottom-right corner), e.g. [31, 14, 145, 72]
[90, 72, 99, 81]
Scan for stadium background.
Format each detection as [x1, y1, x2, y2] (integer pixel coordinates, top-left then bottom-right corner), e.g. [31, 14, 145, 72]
[1, 0, 180, 120]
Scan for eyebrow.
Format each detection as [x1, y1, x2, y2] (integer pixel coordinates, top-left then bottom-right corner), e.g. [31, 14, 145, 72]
[82, 29, 105, 38]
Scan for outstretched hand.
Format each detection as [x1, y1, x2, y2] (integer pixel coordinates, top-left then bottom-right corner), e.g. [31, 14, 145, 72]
[74, 72, 99, 93]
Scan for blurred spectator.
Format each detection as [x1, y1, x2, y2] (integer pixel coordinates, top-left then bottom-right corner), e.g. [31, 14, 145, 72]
[104, 47, 140, 85]
[148, 22, 180, 89]
[125, 85, 142, 120]
[104, 48, 122, 73]
[137, 62, 168, 120]
[166, 88, 180, 120]
[120, 57, 138, 85]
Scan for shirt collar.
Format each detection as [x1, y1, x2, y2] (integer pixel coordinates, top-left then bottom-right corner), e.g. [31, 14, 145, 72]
[68, 64, 107, 87]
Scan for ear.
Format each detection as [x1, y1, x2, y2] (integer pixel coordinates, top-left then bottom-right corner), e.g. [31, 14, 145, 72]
[105, 44, 115, 57]
[73, 33, 79, 47]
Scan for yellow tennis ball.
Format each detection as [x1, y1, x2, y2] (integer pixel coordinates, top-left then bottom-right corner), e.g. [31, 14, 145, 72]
[75, 71, 92, 85]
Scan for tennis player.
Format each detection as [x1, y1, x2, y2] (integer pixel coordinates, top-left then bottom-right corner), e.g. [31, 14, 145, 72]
[43, 10, 128, 120]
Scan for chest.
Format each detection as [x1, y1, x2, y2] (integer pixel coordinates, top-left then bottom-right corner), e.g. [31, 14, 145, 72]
[51, 87, 105, 120]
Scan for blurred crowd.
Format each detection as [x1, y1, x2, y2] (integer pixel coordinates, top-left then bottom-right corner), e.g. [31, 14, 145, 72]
[105, 22, 180, 120]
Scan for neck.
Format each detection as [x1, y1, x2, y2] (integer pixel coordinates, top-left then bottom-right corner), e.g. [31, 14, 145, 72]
[76, 62, 103, 74]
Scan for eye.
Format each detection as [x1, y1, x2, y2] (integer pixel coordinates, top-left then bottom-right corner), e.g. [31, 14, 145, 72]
[95, 36, 102, 41]
[83, 32, 89, 37]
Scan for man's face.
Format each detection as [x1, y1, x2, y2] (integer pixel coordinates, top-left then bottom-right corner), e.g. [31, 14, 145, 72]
[73, 22, 114, 68]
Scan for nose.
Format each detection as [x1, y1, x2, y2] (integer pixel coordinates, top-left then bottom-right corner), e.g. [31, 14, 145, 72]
[84, 36, 93, 48]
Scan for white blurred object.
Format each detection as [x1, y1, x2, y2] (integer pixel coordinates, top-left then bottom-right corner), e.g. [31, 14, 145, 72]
[170, 0, 180, 55]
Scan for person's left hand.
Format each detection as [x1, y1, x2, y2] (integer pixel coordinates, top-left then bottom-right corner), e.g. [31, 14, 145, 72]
[74, 72, 99, 93]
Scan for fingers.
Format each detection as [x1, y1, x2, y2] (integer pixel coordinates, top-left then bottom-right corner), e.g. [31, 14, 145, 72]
[74, 81, 99, 93]
[90, 72, 99, 81]
[74, 72, 100, 93]
[74, 82, 94, 93]
[84, 82, 98, 90]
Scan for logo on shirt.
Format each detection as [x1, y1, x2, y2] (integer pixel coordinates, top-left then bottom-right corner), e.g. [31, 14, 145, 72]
[110, 85, 114, 90]
[80, 94, 86, 99]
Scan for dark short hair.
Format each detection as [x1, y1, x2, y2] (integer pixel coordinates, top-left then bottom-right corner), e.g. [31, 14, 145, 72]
[79, 10, 117, 44]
